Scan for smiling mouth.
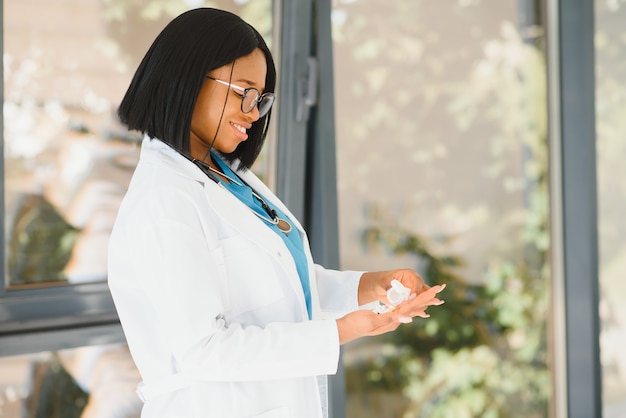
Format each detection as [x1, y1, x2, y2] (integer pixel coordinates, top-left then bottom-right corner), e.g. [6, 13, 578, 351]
[233, 123, 247, 134]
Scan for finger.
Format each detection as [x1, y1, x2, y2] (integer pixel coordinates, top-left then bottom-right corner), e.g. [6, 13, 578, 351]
[414, 283, 430, 295]
[398, 285, 445, 308]
[375, 285, 388, 304]
[400, 275, 425, 293]
[396, 289, 446, 316]
[413, 297, 445, 308]
[371, 317, 402, 335]
[376, 311, 419, 331]
[413, 284, 446, 302]
[406, 298, 445, 314]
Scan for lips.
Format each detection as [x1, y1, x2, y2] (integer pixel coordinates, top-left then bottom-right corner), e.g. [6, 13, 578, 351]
[231, 122, 250, 141]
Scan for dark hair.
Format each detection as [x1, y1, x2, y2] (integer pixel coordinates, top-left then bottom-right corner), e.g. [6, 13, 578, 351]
[117, 8, 276, 169]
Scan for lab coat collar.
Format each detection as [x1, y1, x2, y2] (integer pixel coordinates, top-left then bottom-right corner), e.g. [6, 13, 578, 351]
[139, 136, 305, 234]
[139, 136, 208, 184]
[139, 136, 311, 318]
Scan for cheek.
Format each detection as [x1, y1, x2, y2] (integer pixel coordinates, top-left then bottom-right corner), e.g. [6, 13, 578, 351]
[192, 94, 218, 132]
[194, 91, 236, 125]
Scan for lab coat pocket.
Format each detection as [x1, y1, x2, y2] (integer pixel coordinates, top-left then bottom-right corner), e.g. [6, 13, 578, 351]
[220, 235, 283, 317]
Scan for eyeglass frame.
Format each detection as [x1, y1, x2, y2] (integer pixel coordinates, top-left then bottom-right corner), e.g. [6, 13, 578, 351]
[206, 76, 275, 118]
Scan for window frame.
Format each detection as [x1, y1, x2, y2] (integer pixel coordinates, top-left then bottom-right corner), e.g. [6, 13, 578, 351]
[274, 0, 344, 416]
[547, 0, 603, 416]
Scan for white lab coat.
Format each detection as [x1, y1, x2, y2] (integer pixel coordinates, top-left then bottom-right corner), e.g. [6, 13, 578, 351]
[108, 137, 362, 418]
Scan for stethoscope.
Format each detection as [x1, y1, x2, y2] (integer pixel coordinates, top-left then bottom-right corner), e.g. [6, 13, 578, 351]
[183, 151, 292, 235]
[168, 60, 292, 235]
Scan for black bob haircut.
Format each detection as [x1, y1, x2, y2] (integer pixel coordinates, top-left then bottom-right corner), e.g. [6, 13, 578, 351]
[117, 8, 276, 170]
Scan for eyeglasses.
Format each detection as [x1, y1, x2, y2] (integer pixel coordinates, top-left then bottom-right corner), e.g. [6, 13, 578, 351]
[206, 77, 275, 118]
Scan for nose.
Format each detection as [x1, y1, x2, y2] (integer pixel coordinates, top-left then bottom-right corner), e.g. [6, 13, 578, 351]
[245, 102, 261, 122]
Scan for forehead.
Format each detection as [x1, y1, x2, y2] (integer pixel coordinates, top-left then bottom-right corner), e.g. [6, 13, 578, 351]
[216, 48, 267, 85]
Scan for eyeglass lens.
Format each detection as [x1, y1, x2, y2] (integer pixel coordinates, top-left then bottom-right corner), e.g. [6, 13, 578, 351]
[242, 89, 273, 117]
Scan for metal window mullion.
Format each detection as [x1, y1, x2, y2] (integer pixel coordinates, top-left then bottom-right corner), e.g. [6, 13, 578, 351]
[307, 1, 344, 417]
[275, 0, 314, 219]
[552, 0, 603, 417]
[546, 0, 568, 415]
[276, 1, 345, 417]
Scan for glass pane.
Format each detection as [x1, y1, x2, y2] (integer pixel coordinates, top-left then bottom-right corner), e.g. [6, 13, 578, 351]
[0, 344, 142, 418]
[595, 1, 626, 416]
[331, 1, 551, 416]
[3, 0, 275, 290]
[1, 0, 276, 415]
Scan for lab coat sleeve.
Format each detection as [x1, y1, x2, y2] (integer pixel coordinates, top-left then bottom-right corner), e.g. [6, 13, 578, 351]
[313, 264, 363, 316]
[129, 217, 341, 383]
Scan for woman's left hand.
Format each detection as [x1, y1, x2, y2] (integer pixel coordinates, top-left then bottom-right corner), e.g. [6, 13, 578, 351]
[394, 283, 446, 318]
[337, 281, 446, 345]
[358, 269, 427, 306]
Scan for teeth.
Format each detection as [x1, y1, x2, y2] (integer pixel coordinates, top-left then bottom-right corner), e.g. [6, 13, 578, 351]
[233, 123, 246, 133]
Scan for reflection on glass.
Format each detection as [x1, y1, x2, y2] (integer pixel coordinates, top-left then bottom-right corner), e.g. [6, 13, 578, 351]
[332, 1, 550, 417]
[3, 0, 274, 289]
[1, 0, 274, 416]
[595, 1, 626, 416]
[2, 0, 275, 415]
[0, 344, 142, 418]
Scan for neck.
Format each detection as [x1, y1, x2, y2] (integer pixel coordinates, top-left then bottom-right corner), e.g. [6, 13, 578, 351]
[189, 139, 218, 170]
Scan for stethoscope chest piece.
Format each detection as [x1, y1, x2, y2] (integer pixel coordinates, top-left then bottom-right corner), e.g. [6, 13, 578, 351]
[277, 218, 292, 235]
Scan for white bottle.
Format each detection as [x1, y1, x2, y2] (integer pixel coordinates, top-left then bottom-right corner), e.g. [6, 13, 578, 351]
[373, 279, 411, 314]
[387, 280, 411, 306]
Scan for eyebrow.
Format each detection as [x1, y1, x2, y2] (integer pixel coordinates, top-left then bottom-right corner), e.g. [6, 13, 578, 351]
[234, 78, 265, 90]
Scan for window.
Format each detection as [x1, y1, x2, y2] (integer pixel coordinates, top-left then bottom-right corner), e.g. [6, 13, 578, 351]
[0, 0, 275, 354]
[331, 1, 552, 416]
[0, 1, 277, 416]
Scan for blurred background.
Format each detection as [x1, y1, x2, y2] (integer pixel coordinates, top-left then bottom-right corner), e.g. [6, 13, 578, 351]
[0, 0, 624, 417]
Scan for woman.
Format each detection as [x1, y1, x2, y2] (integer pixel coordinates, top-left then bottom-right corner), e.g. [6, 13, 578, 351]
[108, 8, 445, 418]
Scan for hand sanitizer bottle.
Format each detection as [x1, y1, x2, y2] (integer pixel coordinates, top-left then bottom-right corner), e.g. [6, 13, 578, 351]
[386, 280, 411, 306]
[373, 279, 411, 314]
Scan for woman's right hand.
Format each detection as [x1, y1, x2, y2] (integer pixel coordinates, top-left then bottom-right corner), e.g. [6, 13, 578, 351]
[336, 283, 446, 345]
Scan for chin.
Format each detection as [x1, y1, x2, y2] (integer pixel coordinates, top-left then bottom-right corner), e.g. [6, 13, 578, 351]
[229, 141, 246, 154]
[214, 142, 241, 155]
[225, 145, 241, 154]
